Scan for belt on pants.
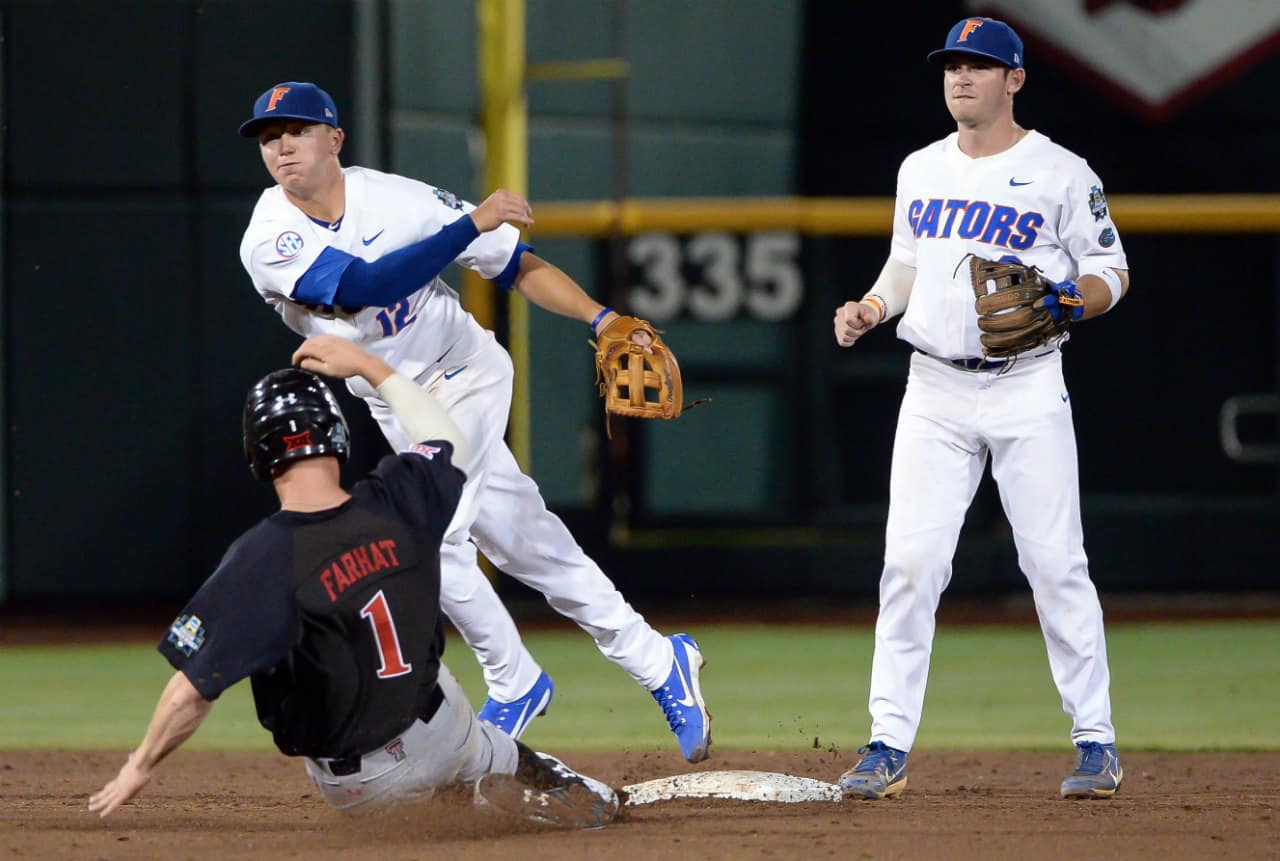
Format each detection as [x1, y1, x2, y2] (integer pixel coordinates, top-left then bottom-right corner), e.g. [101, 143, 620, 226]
[324, 684, 445, 777]
[915, 348, 1006, 372]
[915, 348, 1053, 372]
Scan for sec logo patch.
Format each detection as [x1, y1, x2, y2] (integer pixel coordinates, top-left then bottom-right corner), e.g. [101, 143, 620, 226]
[276, 231, 305, 258]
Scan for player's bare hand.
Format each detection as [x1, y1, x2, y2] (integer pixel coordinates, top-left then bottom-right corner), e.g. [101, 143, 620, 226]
[293, 335, 393, 386]
[834, 301, 881, 347]
[470, 188, 534, 232]
[88, 752, 151, 818]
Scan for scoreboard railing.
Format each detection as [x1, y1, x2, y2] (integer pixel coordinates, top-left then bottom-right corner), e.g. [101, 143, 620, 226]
[530, 194, 1280, 237]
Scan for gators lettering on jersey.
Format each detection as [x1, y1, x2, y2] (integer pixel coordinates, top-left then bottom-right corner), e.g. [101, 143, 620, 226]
[905, 199, 1044, 250]
[889, 130, 1128, 360]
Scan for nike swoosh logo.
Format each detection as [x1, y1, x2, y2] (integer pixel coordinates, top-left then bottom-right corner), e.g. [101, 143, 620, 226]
[1062, 393, 1070, 402]
[673, 649, 698, 708]
[443, 366, 467, 380]
[512, 698, 534, 733]
[1009, 178, 1034, 187]
[362, 229, 385, 246]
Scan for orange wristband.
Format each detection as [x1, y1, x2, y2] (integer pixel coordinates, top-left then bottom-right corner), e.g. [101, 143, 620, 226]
[862, 294, 887, 324]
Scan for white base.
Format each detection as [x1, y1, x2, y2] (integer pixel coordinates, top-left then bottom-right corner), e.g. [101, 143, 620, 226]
[621, 770, 842, 805]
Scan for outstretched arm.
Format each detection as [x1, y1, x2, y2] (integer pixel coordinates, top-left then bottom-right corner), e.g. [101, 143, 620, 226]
[510, 252, 619, 333]
[88, 671, 213, 817]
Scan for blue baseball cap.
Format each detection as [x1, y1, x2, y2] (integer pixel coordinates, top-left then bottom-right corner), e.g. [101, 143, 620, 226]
[239, 82, 339, 138]
[927, 17, 1024, 69]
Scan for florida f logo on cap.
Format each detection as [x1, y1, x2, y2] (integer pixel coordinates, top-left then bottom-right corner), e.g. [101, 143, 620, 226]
[958, 19, 984, 42]
[239, 82, 340, 137]
[927, 17, 1024, 69]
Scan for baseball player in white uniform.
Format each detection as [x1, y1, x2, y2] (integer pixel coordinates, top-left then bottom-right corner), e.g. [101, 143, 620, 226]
[832, 18, 1130, 799]
[235, 82, 711, 763]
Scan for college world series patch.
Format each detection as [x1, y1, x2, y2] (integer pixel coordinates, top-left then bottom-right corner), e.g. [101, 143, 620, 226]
[167, 614, 206, 656]
[1088, 185, 1109, 221]
[434, 187, 463, 210]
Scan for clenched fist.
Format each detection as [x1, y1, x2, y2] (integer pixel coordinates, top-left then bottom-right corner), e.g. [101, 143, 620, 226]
[834, 300, 882, 347]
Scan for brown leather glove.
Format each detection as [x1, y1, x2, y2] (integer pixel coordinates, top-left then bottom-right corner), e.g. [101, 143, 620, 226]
[970, 256, 1080, 359]
[590, 315, 684, 436]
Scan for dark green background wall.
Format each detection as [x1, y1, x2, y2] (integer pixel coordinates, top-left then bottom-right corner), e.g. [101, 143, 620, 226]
[1, 1, 1275, 605]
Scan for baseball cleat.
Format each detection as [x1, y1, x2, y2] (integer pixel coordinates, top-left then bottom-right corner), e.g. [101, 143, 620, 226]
[1060, 741, 1123, 799]
[651, 633, 712, 763]
[476, 743, 619, 829]
[478, 671, 554, 739]
[839, 741, 909, 799]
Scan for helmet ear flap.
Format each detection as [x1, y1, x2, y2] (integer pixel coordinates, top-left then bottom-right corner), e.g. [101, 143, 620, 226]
[243, 369, 350, 481]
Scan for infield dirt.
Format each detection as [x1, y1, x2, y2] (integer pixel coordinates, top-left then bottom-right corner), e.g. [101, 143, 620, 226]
[5, 748, 1276, 860]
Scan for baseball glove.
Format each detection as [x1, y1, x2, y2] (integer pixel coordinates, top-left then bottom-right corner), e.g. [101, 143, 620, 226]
[590, 315, 688, 437]
[968, 256, 1083, 359]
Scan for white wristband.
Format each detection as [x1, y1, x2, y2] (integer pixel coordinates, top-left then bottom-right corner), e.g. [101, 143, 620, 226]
[1081, 266, 1123, 312]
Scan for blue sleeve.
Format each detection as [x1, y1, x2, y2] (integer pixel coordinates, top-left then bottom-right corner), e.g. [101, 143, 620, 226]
[293, 215, 482, 309]
[491, 242, 534, 291]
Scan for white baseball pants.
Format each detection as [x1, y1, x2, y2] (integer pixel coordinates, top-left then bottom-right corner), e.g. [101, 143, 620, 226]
[868, 350, 1115, 751]
[368, 332, 672, 700]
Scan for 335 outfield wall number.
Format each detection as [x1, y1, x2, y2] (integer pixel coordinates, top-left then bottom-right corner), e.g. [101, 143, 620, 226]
[626, 232, 803, 323]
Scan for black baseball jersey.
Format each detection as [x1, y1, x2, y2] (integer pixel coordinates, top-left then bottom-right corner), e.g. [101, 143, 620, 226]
[159, 441, 464, 759]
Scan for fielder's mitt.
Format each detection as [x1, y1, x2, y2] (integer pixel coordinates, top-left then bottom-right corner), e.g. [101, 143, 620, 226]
[590, 315, 689, 437]
[969, 256, 1081, 359]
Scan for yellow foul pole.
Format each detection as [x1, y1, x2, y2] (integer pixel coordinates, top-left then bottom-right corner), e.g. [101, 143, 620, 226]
[476, 0, 531, 470]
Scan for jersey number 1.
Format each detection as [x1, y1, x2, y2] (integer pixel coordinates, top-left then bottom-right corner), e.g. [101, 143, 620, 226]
[359, 590, 413, 679]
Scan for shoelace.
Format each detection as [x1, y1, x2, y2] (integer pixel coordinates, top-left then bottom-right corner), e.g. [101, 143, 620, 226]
[1075, 742, 1106, 774]
[855, 743, 900, 775]
[653, 686, 687, 730]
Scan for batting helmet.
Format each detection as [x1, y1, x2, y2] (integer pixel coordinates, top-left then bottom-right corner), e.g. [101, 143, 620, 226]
[243, 368, 350, 481]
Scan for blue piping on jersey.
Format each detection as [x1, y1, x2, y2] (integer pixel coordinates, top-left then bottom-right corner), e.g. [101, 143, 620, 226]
[307, 214, 344, 231]
[293, 215, 482, 309]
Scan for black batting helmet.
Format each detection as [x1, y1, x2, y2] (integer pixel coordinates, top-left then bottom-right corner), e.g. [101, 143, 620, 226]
[243, 368, 350, 481]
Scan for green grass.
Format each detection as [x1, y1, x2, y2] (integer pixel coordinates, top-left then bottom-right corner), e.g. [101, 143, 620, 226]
[3, 620, 1276, 751]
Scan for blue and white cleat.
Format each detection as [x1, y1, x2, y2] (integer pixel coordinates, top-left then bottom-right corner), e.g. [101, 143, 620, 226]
[839, 741, 909, 799]
[1060, 741, 1123, 799]
[478, 671, 554, 739]
[651, 633, 711, 762]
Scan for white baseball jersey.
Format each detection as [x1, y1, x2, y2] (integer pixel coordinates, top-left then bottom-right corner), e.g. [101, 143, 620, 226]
[890, 130, 1127, 359]
[863, 129, 1123, 755]
[239, 164, 677, 710]
[239, 166, 521, 390]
